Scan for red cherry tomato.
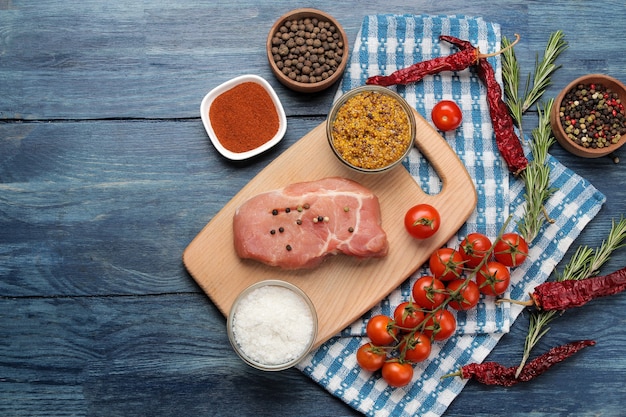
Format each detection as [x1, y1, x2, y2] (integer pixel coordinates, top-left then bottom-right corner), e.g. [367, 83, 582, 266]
[431, 100, 463, 131]
[356, 342, 387, 372]
[429, 248, 464, 281]
[459, 232, 493, 268]
[366, 315, 398, 346]
[404, 204, 441, 239]
[476, 261, 511, 296]
[423, 309, 457, 341]
[412, 276, 446, 310]
[393, 301, 425, 332]
[494, 232, 529, 267]
[382, 361, 414, 388]
[446, 279, 480, 310]
[398, 333, 432, 363]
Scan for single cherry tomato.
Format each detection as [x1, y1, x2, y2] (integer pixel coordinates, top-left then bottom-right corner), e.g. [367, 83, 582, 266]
[366, 315, 398, 346]
[494, 232, 529, 267]
[398, 333, 432, 363]
[393, 301, 425, 332]
[412, 276, 446, 310]
[356, 342, 387, 372]
[446, 279, 480, 310]
[431, 100, 463, 131]
[477, 261, 511, 296]
[459, 232, 493, 268]
[423, 309, 457, 341]
[381, 361, 414, 388]
[404, 203, 441, 239]
[429, 248, 464, 281]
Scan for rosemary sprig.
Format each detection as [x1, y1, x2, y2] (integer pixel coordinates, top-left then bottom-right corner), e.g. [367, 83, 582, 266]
[521, 30, 568, 114]
[501, 35, 523, 130]
[516, 99, 558, 242]
[516, 217, 626, 377]
[502, 31, 568, 243]
[502, 30, 568, 131]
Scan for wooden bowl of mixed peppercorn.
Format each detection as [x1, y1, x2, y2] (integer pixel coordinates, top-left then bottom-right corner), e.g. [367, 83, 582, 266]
[550, 74, 626, 158]
[266, 8, 348, 93]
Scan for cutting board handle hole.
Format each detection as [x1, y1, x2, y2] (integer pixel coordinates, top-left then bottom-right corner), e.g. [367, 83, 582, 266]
[404, 149, 442, 195]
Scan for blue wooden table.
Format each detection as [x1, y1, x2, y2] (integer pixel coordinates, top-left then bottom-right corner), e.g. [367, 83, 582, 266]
[2, 1, 625, 416]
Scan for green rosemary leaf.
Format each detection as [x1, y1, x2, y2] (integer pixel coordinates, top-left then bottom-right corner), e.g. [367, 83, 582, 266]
[501, 35, 523, 128]
[522, 30, 568, 113]
[517, 99, 557, 242]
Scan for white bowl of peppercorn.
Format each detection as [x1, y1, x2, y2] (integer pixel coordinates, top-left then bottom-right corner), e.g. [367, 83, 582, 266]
[551, 74, 626, 158]
[266, 8, 348, 93]
[200, 74, 287, 161]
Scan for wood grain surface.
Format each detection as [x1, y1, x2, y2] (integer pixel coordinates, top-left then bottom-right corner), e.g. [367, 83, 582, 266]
[1, 1, 626, 416]
[183, 117, 476, 347]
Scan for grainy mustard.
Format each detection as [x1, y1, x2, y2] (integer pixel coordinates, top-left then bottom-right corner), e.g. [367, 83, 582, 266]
[331, 91, 412, 170]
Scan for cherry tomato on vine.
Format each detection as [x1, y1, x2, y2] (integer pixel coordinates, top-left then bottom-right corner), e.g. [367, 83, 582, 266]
[412, 276, 446, 310]
[429, 248, 464, 281]
[423, 309, 457, 341]
[494, 232, 529, 267]
[446, 279, 480, 310]
[398, 333, 432, 363]
[459, 232, 493, 268]
[356, 342, 387, 372]
[404, 204, 441, 239]
[366, 315, 398, 346]
[476, 261, 511, 296]
[382, 361, 414, 387]
[431, 100, 463, 131]
[393, 301, 425, 332]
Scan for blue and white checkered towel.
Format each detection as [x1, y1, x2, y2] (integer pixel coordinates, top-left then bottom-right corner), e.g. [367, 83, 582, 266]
[296, 15, 606, 417]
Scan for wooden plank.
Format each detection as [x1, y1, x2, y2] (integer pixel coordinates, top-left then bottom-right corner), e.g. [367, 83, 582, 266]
[1, 290, 625, 416]
[1, 0, 624, 120]
[1, 121, 624, 300]
[0, 295, 361, 417]
[0, 118, 321, 297]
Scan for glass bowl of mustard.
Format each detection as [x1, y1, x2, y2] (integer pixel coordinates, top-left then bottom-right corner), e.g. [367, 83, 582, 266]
[327, 85, 416, 173]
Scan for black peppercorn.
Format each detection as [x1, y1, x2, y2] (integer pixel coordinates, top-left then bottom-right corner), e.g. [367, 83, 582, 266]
[271, 15, 343, 84]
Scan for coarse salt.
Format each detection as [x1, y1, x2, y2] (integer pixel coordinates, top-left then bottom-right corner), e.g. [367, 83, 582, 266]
[231, 284, 315, 367]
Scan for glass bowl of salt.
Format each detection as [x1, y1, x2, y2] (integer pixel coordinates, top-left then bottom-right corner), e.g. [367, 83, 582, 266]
[227, 280, 318, 371]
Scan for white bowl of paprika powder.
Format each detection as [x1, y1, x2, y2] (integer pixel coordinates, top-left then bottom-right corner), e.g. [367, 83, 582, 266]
[201, 74, 287, 161]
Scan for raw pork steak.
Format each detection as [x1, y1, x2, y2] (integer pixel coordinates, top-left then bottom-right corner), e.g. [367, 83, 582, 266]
[233, 177, 388, 269]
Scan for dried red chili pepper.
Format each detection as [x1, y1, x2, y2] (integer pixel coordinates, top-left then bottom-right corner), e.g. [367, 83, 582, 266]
[523, 266, 626, 311]
[516, 340, 595, 382]
[475, 57, 528, 174]
[366, 34, 528, 174]
[366, 35, 476, 87]
[446, 339, 595, 386]
[441, 35, 528, 173]
[457, 361, 517, 386]
[366, 47, 479, 87]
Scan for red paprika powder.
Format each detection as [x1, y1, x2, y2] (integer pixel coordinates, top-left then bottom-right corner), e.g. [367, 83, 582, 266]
[209, 82, 280, 153]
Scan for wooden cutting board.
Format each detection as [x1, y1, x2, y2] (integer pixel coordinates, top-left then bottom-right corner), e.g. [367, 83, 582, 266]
[183, 111, 477, 348]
